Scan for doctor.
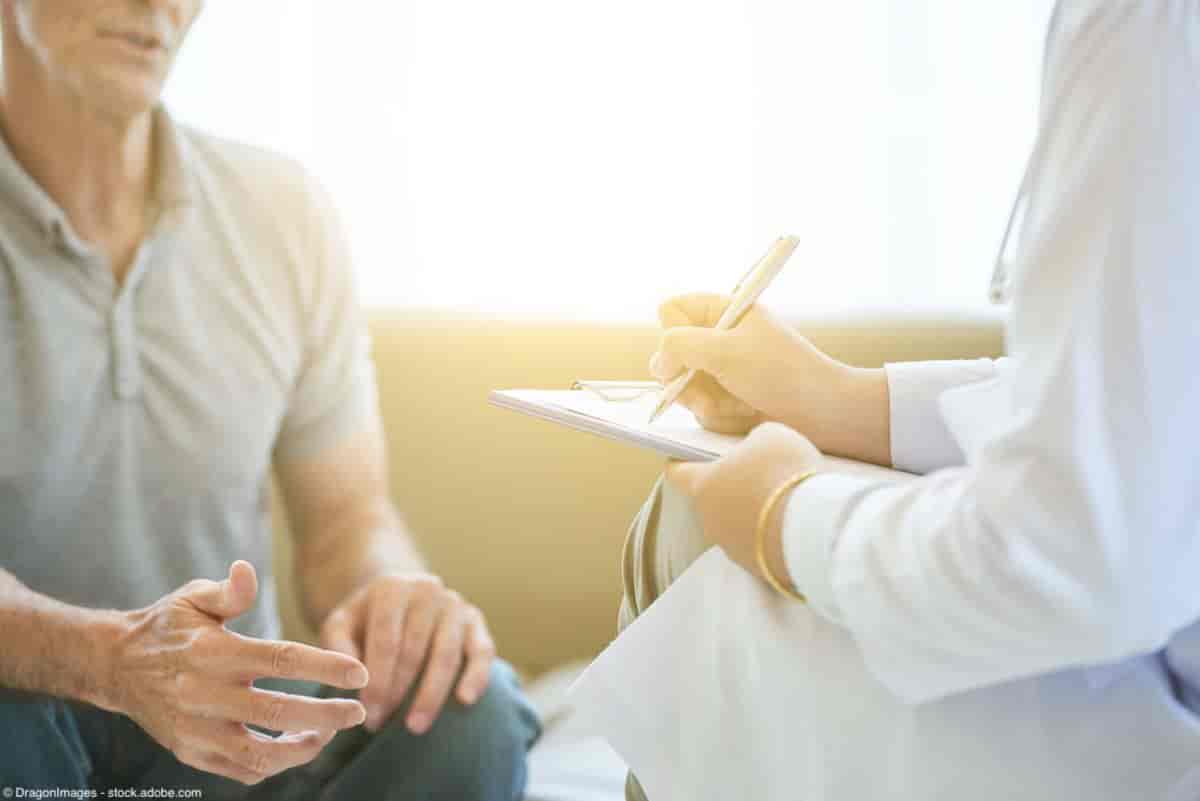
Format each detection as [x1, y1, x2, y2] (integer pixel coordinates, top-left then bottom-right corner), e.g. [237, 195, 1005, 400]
[619, 1, 1200, 799]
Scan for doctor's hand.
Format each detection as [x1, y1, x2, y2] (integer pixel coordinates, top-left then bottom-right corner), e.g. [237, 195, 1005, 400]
[666, 422, 822, 590]
[650, 293, 851, 435]
[651, 293, 891, 465]
[318, 573, 495, 735]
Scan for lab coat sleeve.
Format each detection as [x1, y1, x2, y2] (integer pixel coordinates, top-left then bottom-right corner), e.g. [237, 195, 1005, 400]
[783, 1, 1200, 704]
[885, 359, 1001, 474]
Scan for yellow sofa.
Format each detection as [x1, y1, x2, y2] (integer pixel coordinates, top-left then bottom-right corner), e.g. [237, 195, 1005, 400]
[273, 309, 1004, 676]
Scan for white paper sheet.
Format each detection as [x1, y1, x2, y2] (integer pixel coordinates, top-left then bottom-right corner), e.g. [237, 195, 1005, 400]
[489, 388, 740, 462]
[490, 389, 908, 476]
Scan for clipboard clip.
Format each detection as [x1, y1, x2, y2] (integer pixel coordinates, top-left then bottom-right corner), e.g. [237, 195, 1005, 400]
[570, 380, 661, 402]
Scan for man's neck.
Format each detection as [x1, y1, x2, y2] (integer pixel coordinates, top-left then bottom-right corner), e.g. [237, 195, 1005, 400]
[0, 56, 155, 282]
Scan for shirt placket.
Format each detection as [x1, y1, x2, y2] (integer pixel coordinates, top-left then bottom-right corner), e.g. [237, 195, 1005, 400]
[107, 242, 155, 401]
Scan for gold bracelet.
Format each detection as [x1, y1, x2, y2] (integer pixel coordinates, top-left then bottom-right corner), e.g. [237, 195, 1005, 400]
[755, 471, 818, 603]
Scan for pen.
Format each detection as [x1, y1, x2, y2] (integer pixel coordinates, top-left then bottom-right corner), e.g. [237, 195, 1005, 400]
[647, 235, 800, 424]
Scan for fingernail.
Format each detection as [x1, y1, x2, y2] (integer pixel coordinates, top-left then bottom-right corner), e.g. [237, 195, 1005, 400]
[407, 713, 430, 735]
[350, 703, 367, 726]
[346, 664, 369, 688]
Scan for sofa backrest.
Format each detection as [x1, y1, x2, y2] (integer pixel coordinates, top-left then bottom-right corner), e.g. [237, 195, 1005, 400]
[273, 309, 1005, 675]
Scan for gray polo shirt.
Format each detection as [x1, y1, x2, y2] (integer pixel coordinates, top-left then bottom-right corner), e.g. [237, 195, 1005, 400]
[0, 108, 378, 640]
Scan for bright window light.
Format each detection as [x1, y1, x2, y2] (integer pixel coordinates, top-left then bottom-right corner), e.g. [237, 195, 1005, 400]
[166, 1, 1052, 320]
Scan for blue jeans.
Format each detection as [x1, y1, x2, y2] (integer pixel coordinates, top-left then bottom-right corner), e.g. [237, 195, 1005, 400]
[0, 661, 541, 800]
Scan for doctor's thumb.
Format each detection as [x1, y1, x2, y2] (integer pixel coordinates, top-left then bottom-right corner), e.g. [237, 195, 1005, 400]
[656, 326, 728, 379]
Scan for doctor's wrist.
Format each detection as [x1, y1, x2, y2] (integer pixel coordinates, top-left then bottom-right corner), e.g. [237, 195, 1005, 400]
[792, 365, 891, 467]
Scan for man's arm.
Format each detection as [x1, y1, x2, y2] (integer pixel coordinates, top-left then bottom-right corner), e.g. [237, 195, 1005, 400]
[0, 568, 118, 705]
[276, 426, 422, 632]
[0, 559, 369, 785]
[276, 426, 497, 734]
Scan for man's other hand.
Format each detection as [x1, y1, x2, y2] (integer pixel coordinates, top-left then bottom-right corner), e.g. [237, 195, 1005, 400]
[105, 561, 370, 786]
[317, 573, 496, 734]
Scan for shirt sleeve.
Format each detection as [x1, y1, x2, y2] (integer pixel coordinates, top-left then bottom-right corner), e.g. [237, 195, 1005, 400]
[273, 171, 381, 463]
[885, 359, 1001, 474]
[783, 1, 1200, 704]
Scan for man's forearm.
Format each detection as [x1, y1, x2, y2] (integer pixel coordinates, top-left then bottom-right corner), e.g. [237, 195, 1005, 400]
[296, 503, 426, 631]
[0, 568, 121, 707]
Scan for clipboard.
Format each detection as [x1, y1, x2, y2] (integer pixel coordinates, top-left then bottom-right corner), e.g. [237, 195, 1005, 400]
[489, 382, 736, 462]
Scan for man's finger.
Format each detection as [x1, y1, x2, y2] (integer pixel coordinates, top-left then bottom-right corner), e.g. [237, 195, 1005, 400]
[184, 682, 365, 733]
[184, 718, 331, 784]
[222, 721, 329, 780]
[319, 607, 362, 662]
[362, 583, 409, 729]
[456, 610, 496, 705]
[185, 560, 258, 621]
[405, 605, 467, 734]
[387, 593, 440, 719]
[223, 634, 369, 690]
[658, 293, 731, 329]
[186, 749, 265, 787]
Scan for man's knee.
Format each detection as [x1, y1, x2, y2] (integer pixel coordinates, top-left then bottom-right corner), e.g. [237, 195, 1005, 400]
[332, 660, 540, 801]
[424, 660, 540, 799]
[619, 473, 710, 630]
[0, 694, 92, 787]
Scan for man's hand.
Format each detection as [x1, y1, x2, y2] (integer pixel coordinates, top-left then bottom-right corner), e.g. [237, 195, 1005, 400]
[666, 423, 822, 589]
[317, 573, 496, 734]
[103, 561, 370, 786]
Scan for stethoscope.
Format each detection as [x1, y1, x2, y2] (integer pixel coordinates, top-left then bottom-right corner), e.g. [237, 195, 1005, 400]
[988, 0, 1066, 307]
[987, 153, 1032, 305]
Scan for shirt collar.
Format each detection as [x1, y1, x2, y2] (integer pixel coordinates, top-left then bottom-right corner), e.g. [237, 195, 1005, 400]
[150, 106, 197, 231]
[0, 104, 196, 246]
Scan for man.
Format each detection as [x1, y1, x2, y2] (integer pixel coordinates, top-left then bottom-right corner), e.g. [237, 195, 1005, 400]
[618, 1, 1200, 799]
[0, 0, 540, 797]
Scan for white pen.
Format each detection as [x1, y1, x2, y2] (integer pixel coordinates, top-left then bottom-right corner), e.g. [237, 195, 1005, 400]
[647, 235, 800, 424]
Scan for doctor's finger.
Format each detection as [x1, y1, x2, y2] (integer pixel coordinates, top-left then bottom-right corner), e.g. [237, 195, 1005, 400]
[658, 327, 730, 378]
[694, 411, 762, 436]
[665, 459, 709, 497]
[658, 293, 732, 329]
[678, 377, 755, 416]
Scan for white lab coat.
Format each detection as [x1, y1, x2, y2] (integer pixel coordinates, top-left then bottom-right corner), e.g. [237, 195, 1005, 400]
[787, 0, 1200, 705]
[573, 2, 1200, 799]
[775, 0, 1200, 792]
